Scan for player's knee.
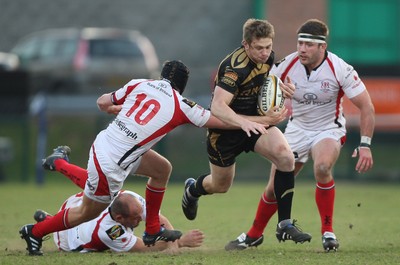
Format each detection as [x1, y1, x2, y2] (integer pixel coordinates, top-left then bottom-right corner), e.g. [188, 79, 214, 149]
[265, 186, 275, 199]
[151, 159, 172, 182]
[314, 162, 333, 177]
[162, 160, 173, 180]
[157, 158, 173, 176]
[164, 159, 173, 173]
[275, 153, 295, 172]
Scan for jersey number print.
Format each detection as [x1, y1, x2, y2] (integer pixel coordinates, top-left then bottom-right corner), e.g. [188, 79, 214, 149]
[126, 93, 161, 125]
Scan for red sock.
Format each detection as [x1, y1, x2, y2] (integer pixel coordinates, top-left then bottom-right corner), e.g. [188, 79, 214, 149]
[32, 208, 71, 238]
[145, 184, 166, 234]
[54, 159, 88, 189]
[247, 193, 278, 238]
[43, 215, 52, 221]
[315, 180, 335, 234]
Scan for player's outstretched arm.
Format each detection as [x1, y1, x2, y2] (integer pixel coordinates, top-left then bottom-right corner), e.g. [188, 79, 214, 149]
[210, 86, 269, 136]
[177, 229, 204, 248]
[241, 106, 288, 126]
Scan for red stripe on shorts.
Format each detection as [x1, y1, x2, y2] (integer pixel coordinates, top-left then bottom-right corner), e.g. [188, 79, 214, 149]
[92, 145, 110, 196]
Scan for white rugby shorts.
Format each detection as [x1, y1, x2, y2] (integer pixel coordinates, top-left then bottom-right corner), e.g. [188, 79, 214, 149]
[284, 122, 346, 163]
[84, 139, 141, 204]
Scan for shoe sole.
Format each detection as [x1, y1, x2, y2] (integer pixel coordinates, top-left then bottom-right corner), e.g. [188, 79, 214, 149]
[277, 233, 312, 243]
[323, 241, 339, 252]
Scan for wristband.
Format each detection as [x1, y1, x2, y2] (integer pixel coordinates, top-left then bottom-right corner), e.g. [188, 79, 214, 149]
[111, 92, 117, 105]
[359, 143, 371, 148]
[360, 136, 371, 145]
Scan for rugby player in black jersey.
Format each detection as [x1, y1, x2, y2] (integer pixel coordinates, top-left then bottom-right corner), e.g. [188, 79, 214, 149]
[181, 18, 312, 249]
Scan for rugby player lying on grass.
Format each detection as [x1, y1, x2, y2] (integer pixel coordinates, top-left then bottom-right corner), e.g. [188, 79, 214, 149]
[34, 190, 203, 253]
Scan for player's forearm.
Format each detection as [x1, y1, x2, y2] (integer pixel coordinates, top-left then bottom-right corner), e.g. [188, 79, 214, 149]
[210, 102, 246, 128]
[97, 93, 122, 115]
[204, 115, 239, 129]
[238, 106, 287, 126]
[97, 93, 113, 112]
[359, 103, 375, 139]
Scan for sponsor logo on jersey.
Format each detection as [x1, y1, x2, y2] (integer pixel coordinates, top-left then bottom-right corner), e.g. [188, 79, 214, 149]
[344, 67, 355, 79]
[106, 225, 125, 240]
[221, 76, 236, 87]
[224, 71, 238, 82]
[182, 98, 197, 108]
[303, 93, 318, 100]
[297, 93, 332, 105]
[221, 70, 238, 88]
[320, 81, 330, 90]
[351, 74, 362, 89]
[150, 81, 172, 97]
[114, 118, 138, 139]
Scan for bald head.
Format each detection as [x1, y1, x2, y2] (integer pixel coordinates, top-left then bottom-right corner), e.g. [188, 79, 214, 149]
[110, 192, 143, 219]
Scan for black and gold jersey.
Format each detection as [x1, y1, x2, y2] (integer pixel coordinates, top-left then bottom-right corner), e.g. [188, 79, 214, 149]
[214, 46, 274, 116]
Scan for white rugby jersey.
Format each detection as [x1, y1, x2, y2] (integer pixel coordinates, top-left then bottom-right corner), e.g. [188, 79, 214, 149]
[100, 79, 210, 169]
[271, 51, 366, 131]
[54, 190, 146, 252]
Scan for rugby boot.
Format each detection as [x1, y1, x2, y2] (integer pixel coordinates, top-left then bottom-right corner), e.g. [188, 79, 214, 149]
[42, 145, 71, 171]
[19, 224, 43, 256]
[276, 219, 312, 243]
[142, 227, 182, 246]
[181, 178, 199, 220]
[225, 232, 264, 251]
[322, 231, 339, 252]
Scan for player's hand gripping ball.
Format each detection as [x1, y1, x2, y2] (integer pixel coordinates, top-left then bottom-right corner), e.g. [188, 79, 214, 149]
[258, 74, 285, 115]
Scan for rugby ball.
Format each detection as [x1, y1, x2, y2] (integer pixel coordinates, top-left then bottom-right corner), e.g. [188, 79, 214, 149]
[258, 74, 285, 115]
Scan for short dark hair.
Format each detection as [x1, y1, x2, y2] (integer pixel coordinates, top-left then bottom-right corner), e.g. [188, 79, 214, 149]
[160, 60, 189, 94]
[243, 18, 275, 44]
[297, 19, 329, 38]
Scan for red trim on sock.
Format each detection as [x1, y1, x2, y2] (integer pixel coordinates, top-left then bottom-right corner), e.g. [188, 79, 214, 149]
[316, 179, 335, 189]
[146, 184, 166, 192]
[32, 208, 70, 238]
[247, 193, 278, 238]
[63, 208, 71, 228]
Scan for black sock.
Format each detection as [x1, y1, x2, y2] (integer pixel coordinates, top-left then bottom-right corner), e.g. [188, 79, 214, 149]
[188, 174, 209, 197]
[274, 170, 295, 222]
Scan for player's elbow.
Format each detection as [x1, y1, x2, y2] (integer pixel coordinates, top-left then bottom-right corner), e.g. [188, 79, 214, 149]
[96, 94, 112, 111]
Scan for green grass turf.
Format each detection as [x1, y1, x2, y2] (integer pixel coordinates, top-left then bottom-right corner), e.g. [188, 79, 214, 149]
[1, 179, 399, 264]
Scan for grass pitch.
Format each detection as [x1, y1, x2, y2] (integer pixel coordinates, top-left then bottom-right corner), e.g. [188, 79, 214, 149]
[1, 179, 399, 264]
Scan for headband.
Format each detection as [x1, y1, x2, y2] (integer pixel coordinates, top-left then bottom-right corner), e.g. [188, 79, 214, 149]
[298, 33, 326, 44]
